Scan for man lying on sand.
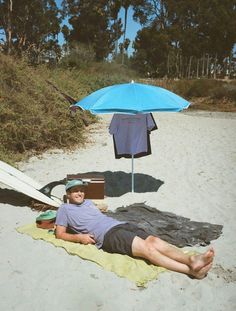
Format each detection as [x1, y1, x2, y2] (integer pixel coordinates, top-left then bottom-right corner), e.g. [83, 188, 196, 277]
[55, 180, 214, 279]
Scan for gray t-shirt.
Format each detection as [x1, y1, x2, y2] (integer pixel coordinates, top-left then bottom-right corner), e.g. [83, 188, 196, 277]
[55, 199, 124, 248]
[109, 113, 155, 155]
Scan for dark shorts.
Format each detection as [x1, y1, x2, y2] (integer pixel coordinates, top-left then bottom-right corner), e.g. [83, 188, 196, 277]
[102, 223, 150, 257]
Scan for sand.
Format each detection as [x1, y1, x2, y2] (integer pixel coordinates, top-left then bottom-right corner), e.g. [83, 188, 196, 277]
[0, 111, 236, 311]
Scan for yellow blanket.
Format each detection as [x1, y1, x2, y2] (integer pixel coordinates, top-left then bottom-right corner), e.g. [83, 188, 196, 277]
[17, 223, 166, 287]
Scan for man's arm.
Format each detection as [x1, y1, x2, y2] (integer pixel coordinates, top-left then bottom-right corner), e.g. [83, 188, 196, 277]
[55, 225, 96, 245]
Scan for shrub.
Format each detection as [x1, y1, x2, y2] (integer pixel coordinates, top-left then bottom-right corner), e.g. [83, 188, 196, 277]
[60, 43, 96, 69]
[0, 54, 96, 163]
[0, 54, 138, 164]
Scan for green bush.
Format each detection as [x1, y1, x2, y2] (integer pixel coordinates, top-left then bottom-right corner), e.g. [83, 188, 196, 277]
[60, 43, 96, 69]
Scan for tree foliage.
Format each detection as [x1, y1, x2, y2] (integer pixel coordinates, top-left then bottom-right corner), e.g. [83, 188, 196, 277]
[0, 0, 235, 76]
[62, 0, 123, 61]
[0, 0, 61, 63]
[132, 0, 236, 77]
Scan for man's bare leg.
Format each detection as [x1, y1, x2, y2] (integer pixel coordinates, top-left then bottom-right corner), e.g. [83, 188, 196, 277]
[144, 236, 214, 271]
[131, 236, 214, 278]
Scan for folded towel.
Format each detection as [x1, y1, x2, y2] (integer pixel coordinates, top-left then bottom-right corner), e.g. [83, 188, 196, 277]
[17, 223, 165, 287]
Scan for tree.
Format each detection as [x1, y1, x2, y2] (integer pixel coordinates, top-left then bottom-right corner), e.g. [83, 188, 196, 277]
[0, 0, 61, 62]
[132, 25, 170, 76]
[165, 0, 236, 61]
[1, 0, 13, 54]
[109, 0, 123, 57]
[120, 0, 144, 64]
[132, 0, 236, 77]
[133, 0, 168, 27]
[62, 0, 122, 61]
[132, 0, 171, 76]
[120, 0, 131, 64]
[109, 0, 139, 63]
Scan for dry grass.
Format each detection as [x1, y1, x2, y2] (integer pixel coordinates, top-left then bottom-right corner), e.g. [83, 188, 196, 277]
[189, 97, 236, 112]
[140, 78, 236, 112]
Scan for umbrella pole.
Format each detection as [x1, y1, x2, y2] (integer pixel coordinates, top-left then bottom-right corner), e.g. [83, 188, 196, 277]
[131, 155, 134, 192]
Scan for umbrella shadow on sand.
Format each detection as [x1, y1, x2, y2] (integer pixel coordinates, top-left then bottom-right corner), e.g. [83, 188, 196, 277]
[0, 172, 164, 206]
[84, 171, 164, 197]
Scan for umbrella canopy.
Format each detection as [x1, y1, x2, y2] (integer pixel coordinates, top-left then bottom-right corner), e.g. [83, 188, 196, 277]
[74, 81, 190, 114]
[73, 81, 190, 193]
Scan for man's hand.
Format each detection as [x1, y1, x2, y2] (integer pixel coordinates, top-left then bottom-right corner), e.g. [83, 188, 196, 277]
[77, 234, 96, 245]
[56, 225, 96, 244]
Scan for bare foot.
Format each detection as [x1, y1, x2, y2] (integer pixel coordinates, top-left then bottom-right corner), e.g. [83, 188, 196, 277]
[190, 247, 215, 272]
[190, 262, 213, 279]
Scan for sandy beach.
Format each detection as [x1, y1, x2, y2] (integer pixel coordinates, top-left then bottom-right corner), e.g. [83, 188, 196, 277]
[0, 111, 236, 311]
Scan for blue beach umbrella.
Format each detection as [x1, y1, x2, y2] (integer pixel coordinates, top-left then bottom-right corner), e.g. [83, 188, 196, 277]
[74, 81, 190, 114]
[73, 81, 190, 192]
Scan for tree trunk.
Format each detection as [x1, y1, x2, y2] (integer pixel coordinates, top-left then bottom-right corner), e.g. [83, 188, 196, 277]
[122, 6, 128, 65]
[196, 58, 199, 78]
[202, 54, 205, 77]
[6, 0, 13, 54]
[228, 56, 232, 78]
[167, 53, 170, 77]
[188, 56, 193, 79]
[179, 54, 183, 78]
[206, 54, 210, 77]
[213, 55, 217, 79]
[175, 52, 179, 78]
[115, 18, 119, 57]
[160, 0, 165, 30]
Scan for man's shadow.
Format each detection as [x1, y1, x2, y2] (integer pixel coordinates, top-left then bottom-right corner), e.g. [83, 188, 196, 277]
[83, 171, 164, 197]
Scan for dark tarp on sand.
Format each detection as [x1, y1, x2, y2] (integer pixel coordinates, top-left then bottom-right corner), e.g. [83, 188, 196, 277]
[106, 203, 223, 248]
